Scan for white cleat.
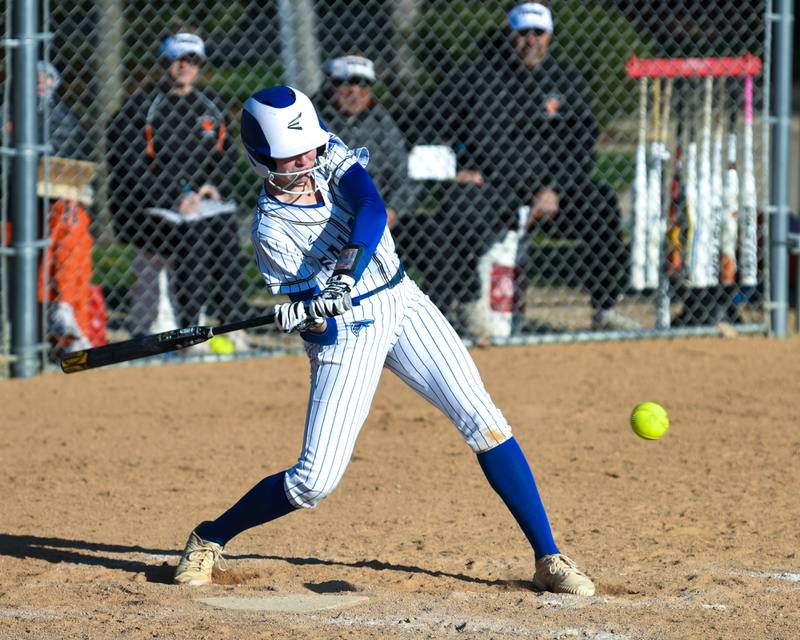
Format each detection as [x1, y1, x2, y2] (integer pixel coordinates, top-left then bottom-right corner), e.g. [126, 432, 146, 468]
[174, 531, 225, 586]
[532, 553, 596, 596]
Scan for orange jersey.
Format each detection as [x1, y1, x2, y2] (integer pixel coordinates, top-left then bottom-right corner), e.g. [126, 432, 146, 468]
[1, 199, 108, 347]
[38, 199, 107, 345]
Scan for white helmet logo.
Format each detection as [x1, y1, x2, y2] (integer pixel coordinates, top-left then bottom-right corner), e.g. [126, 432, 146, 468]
[288, 113, 302, 130]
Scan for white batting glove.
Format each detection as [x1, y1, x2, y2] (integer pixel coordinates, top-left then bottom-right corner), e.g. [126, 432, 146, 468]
[309, 274, 354, 319]
[273, 301, 324, 334]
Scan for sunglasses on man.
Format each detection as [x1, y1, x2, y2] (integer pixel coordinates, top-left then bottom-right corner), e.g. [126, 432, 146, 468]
[332, 77, 372, 88]
[176, 54, 203, 65]
[517, 28, 548, 37]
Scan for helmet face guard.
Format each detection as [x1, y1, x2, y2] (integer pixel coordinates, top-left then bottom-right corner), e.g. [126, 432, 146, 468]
[263, 157, 326, 195]
[241, 86, 330, 194]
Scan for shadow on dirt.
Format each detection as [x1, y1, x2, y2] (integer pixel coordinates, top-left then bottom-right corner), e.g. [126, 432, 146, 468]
[0, 533, 517, 588]
[0, 533, 177, 583]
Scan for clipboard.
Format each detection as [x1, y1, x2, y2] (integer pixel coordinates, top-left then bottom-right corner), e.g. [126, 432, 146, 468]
[144, 200, 237, 224]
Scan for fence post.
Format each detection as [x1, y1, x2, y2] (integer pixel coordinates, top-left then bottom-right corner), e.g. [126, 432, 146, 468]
[10, 0, 41, 377]
[768, 0, 795, 337]
[277, 0, 322, 95]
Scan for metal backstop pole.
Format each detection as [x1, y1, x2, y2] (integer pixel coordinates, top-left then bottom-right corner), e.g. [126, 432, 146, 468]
[10, 0, 41, 377]
[768, 0, 794, 337]
[277, 0, 322, 95]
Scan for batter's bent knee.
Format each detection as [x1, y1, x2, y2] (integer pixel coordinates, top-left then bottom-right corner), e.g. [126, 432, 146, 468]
[284, 466, 342, 509]
[465, 423, 514, 454]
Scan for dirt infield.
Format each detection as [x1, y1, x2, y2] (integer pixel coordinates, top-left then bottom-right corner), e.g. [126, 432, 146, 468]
[1, 336, 799, 639]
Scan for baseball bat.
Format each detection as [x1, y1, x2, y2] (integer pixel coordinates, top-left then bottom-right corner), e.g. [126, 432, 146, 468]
[631, 77, 649, 291]
[665, 88, 685, 278]
[60, 312, 277, 374]
[709, 78, 725, 285]
[720, 83, 739, 285]
[739, 74, 757, 287]
[684, 82, 699, 283]
[654, 78, 673, 328]
[645, 77, 662, 289]
[693, 76, 714, 287]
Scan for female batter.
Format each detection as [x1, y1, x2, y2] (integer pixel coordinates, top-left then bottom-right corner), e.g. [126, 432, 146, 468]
[173, 85, 595, 596]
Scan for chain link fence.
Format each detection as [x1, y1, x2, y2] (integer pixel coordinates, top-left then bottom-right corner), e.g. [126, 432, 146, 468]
[1, 1, 773, 375]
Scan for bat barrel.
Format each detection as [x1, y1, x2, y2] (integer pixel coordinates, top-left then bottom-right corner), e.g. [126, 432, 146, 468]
[60, 326, 212, 373]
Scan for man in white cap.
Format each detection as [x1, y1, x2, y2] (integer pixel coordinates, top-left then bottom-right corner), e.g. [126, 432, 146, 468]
[317, 53, 417, 230]
[35, 61, 88, 160]
[507, 1, 554, 69]
[106, 30, 253, 349]
[427, 2, 637, 331]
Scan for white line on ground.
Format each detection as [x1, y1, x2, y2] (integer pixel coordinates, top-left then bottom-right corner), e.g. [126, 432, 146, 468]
[140, 553, 178, 561]
[741, 570, 800, 582]
[303, 610, 632, 639]
[0, 608, 65, 620]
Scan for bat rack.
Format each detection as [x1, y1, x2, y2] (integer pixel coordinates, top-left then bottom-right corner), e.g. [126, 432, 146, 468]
[624, 53, 763, 328]
[625, 53, 763, 79]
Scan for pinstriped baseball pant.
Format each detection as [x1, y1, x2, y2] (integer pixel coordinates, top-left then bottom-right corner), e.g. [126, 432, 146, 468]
[284, 277, 513, 508]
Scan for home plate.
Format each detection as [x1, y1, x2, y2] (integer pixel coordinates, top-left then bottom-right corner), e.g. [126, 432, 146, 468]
[196, 594, 368, 613]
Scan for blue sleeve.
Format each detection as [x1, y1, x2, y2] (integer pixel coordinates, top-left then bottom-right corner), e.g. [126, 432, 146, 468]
[333, 162, 387, 281]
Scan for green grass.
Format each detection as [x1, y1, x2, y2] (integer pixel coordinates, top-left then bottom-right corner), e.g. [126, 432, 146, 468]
[593, 151, 635, 191]
[92, 242, 135, 310]
[208, 65, 284, 106]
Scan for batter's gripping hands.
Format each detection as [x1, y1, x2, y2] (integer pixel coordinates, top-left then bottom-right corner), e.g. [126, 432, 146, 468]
[310, 274, 354, 318]
[274, 302, 324, 334]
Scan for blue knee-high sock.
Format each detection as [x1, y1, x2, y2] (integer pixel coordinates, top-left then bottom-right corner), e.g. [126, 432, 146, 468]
[477, 437, 559, 559]
[195, 471, 296, 546]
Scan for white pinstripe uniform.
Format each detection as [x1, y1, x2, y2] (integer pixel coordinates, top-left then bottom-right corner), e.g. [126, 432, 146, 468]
[253, 134, 513, 509]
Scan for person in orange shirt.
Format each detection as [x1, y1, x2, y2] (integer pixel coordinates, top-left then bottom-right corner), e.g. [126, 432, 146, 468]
[4, 61, 107, 357]
[38, 197, 107, 354]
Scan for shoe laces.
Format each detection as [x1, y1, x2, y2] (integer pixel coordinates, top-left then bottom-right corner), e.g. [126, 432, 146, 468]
[186, 539, 228, 573]
[545, 553, 585, 578]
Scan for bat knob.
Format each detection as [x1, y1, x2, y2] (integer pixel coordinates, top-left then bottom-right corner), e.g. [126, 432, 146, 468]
[60, 350, 89, 373]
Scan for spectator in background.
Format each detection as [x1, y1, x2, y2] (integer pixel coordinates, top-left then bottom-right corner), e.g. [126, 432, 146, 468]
[36, 61, 105, 354]
[423, 2, 638, 332]
[3, 61, 107, 357]
[106, 30, 251, 349]
[317, 53, 417, 230]
[36, 61, 88, 160]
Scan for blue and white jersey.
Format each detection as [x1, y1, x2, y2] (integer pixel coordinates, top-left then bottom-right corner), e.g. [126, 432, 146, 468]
[252, 134, 401, 298]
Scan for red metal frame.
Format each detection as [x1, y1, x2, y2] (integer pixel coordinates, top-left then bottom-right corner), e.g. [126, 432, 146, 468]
[626, 54, 762, 79]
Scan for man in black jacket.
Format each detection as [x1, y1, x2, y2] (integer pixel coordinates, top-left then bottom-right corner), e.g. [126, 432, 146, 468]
[106, 31, 250, 341]
[317, 53, 417, 231]
[427, 2, 637, 331]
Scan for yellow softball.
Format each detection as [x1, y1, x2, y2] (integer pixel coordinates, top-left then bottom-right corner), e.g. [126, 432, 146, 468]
[630, 402, 669, 440]
[208, 335, 235, 355]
